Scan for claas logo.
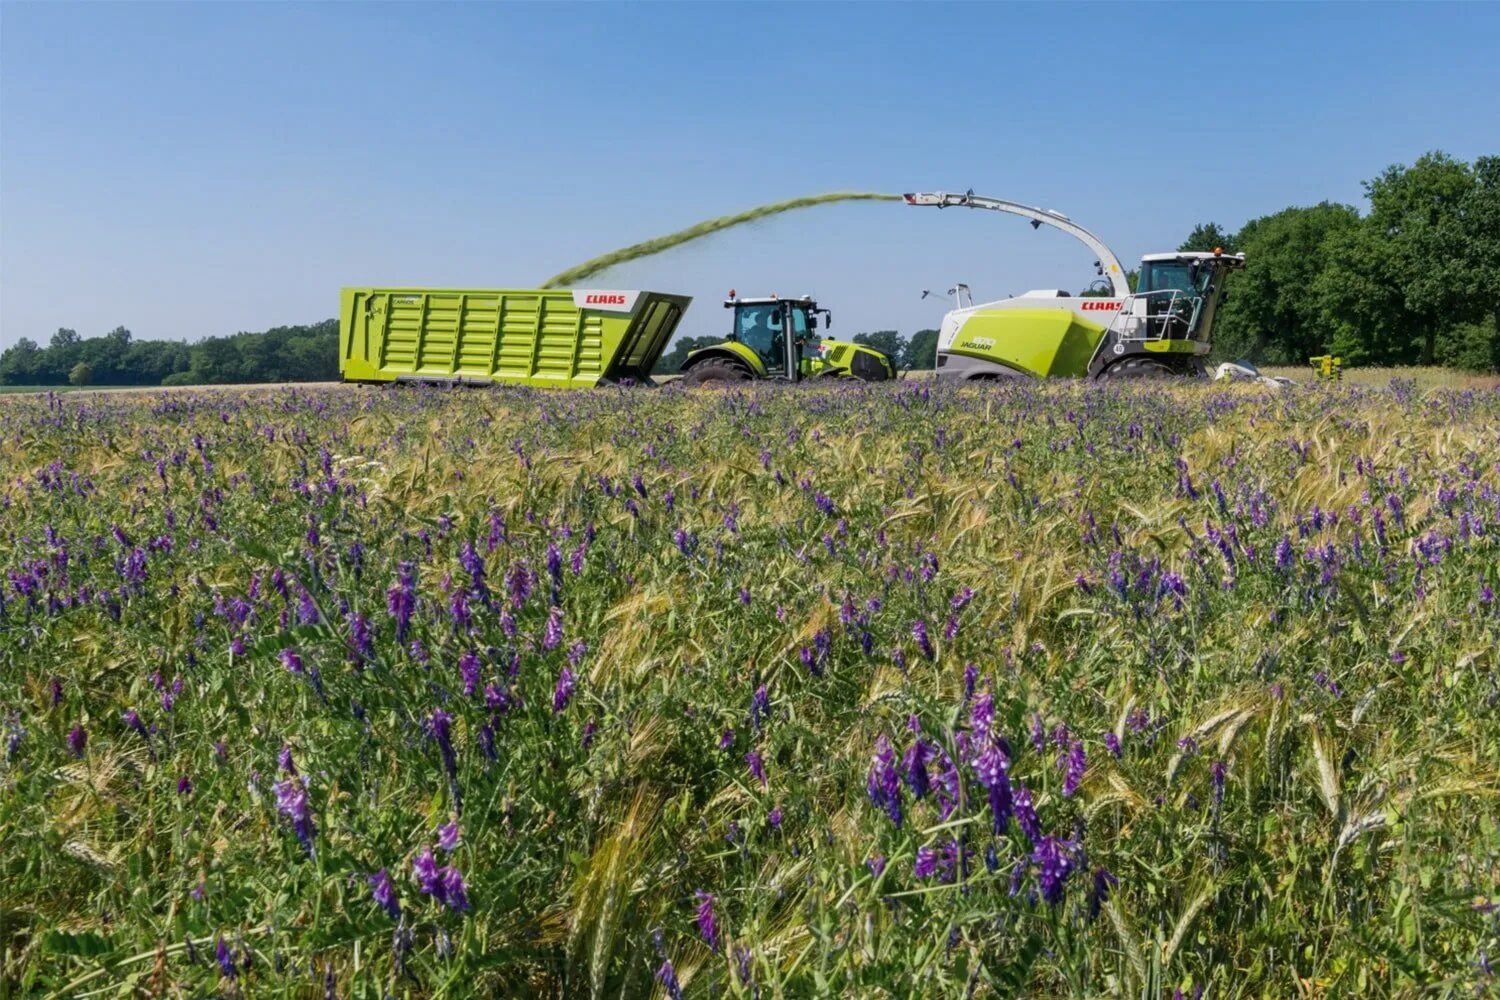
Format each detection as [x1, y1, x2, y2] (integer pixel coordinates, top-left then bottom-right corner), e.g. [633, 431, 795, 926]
[584, 294, 628, 305]
[1081, 301, 1121, 311]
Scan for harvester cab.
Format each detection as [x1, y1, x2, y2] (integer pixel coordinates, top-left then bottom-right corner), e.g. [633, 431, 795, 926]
[904, 191, 1246, 381]
[679, 292, 895, 386]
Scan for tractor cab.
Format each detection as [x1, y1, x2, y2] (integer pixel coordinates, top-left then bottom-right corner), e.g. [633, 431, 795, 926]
[1129, 251, 1245, 343]
[725, 294, 830, 379]
[678, 292, 894, 385]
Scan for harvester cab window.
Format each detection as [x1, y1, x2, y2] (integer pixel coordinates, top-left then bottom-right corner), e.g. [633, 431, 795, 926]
[735, 303, 787, 374]
[1138, 261, 1210, 338]
[789, 304, 815, 357]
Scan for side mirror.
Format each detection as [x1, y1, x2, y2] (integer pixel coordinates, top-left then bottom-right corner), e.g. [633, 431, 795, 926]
[824, 313, 833, 329]
[809, 316, 818, 330]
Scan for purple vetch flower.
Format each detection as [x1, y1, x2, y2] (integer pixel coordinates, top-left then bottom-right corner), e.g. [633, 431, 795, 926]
[911, 619, 935, 660]
[215, 934, 237, 979]
[974, 743, 1013, 834]
[440, 865, 469, 912]
[542, 606, 564, 651]
[1088, 867, 1118, 921]
[866, 735, 902, 827]
[413, 847, 443, 897]
[387, 562, 417, 643]
[719, 728, 735, 751]
[457, 649, 482, 698]
[177, 775, 194, 795]
[1013, 783, 1041, 843]
[279, 648, 304, 676]
[656, 960, 685, 1000]
[278, 744, 297, 774]
[369, 868, 401, 920]
[1061, 740, 1086, 798]
[274, 779, 316, 856]
[902, 738, 931, 799]
[695, 890, 718, 952]
[768, 807, 783, 830]
[567, 639, 588, 666]
[66, 725, 87, 757]
[963, 663, 978, 703]
[581, 719, 598, 749]
[1312, 671, 1343, 698]
[437, 821, 461, 852]
[1030, 712, 1045, 753]
[190, 879, 206, 901]
[1031, 834, 1080, 905]
[971, 692, 994, 742]
[866, 855, 887, 878]
[347, 612, 374, 666]
[749, 684, 770, 732]
[745, 749, 767, 788]
[914, 846, 939, 879]
[1211, 760, 1227, 807]
[553, 666, 575, 712]
[213, 739, 228, 762]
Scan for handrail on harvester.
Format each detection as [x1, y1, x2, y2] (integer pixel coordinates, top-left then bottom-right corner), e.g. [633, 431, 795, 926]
[902, 190, 1132, 299]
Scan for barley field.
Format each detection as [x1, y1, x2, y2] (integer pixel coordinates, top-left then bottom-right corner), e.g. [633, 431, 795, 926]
[1, 379, 1496, 998]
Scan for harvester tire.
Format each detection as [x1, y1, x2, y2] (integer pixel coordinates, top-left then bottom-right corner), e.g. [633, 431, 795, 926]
[1096, 358, 1178, 381]
[682, 358, 753, 387]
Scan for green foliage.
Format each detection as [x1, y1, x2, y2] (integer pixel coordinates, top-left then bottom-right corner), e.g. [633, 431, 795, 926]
[1, 381, 1495, 997]
[1197, 150, 1500, 371]
[853, 329, 903, 361]
[0, 320, 338, 387]
[1177, 222, 1237, 254]
[654, 334, 724, 374]
[67, 362, 92, 386]
[901, 328, 939, 371]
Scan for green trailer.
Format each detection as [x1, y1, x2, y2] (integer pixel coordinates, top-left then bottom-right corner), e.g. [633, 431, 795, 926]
[339, 288, 691, 388]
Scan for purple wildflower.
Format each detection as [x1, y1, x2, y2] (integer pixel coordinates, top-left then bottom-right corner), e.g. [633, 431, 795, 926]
[437, 821, 461, 852]
[719, 728, 735, 751]
[459, 649, 481, 698]
[768, 807, 783, 830]
[1062, 740, 1086, 797]
[1104, 731, 1121, 758]
[746, 749, 767, 788]
[66, 725, 87, 758]
[553, 666, 575, 712]
[1031, 712, 1045, 753]
[914, 846, 939, 879]
[215, 934, 236, 979]
[866, 735, 902, 827]
[430, 709, 458, 781]
[387, 562, 417, 643]
[369, 868, 401, 920]
[749, 685, 770, 732]
[902, 738, 931, 799]
[440, 866, 469, 912]
[911, 619, 935, 660]
[1031, 834, 1080, 905]
[695, 890, 718, 952]
[1088, 867, 1118, 921]
[1211, 760, 1227, 807]
[177, 775, 193, 795]
[413, 848, 443, 896]
[656, 960, 685, 1000]
[279, 648, 304, 676]
[274, 778, 315, 856]
[542, 606, 564, 651]
[866, 855, 887, 878]
[278, 744, 297, 774]
[1013, 783, 1041, 843]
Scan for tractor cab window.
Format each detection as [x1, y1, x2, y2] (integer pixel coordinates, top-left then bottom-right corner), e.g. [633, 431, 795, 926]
[1139, 261, 1212, 296]
[1137, 260, 1212, 338]
[735, 303, 786, 372]
[789, 304, 816, 357]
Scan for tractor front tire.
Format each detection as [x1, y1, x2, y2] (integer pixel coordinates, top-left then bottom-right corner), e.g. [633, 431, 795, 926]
[682, 358, 753, 387]
[1095, 358, 1178, 381]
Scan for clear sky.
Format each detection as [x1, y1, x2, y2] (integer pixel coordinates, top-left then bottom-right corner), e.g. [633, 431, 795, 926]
[2, 1, 1497, 352]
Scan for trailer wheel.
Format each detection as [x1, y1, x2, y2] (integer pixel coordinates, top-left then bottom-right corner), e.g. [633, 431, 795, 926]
[1095, 358, 1178, 381]
[682, 358, 753, 387]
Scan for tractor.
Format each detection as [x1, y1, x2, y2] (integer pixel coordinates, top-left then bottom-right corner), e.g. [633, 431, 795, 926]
[904, 191, 1246, 381]
[679, 292, 895, 386]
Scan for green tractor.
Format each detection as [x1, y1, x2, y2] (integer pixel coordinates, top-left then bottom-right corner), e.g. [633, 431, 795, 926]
[679, 292, 895, 386]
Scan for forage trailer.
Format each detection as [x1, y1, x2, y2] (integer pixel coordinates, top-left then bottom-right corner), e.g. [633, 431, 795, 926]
[339, 287, 690, 387]
[679, 292, 895, 386]
[903, 192, 1245, 381]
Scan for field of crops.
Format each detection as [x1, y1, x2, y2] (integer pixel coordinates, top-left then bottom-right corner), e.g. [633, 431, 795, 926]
[2, 379, 1497, 998]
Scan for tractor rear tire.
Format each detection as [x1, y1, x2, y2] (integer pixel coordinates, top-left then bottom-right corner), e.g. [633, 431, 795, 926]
[682, 358, 753, 387]
[1095, 358, 1178, 381]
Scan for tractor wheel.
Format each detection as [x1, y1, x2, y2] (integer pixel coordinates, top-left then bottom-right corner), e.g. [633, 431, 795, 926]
[1095, 357, 1178, 381]
[681, 358, 753, 387]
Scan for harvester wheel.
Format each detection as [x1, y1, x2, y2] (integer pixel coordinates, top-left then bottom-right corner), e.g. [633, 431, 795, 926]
[1096, 358, 1177, 381]
[682, 358, 753, 387]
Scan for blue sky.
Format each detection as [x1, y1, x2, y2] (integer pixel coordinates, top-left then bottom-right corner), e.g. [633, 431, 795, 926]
[2, 2, 1497, 352]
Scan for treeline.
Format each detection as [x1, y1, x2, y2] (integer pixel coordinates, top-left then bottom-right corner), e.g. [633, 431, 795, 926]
[1182, 151, 1499, 370]
[0, 321, 339, 387]
[652, 329, 940, 374]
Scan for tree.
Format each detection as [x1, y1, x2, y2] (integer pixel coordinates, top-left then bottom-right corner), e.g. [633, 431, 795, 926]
[1179, 223, 1238, 254]
[50, 328, 80, 350]
[1208, 202, 1361, 364]
[853, 330, 905, 361]
[653, 335, 721, 375]
[68, 362, 92, 387]
[0, 337, 43, 385]
[902, 329, 939, 371]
